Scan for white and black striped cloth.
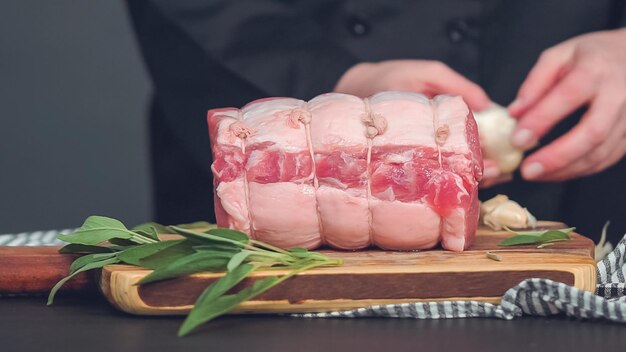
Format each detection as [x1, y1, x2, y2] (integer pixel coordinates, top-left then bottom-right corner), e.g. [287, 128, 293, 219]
[296, 234, 626, 322]
[0, 230, 70, 247]
[2, 230, 626, 322]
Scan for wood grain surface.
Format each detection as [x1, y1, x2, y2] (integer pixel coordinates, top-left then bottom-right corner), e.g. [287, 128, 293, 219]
[99, 222, 597, 315]
[0, 247, 93, 294]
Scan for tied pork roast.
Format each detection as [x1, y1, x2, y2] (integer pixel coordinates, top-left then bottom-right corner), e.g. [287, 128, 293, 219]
[208, 92, 483, 252]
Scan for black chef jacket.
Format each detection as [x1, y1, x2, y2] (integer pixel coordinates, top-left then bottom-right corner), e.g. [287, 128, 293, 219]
[127, 0, 626, 243]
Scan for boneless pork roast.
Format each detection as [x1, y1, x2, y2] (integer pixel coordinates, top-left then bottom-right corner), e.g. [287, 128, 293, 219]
[208, 92, 483, 252]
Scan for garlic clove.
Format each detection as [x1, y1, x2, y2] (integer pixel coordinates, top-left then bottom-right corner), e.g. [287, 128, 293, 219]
[480, 194, 537, 231]
[473, 104, 524, 173]
[480, 194, 510, 215]
[524, 208, 537, 229]
[483, 201, 528, 230]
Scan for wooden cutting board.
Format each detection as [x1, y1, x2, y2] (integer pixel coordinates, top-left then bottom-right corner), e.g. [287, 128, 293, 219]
[100, 222, 596, 315]
[0, 247, 93, 294]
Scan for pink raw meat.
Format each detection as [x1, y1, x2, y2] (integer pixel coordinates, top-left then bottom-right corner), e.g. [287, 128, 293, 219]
[207, 92, 483, 252]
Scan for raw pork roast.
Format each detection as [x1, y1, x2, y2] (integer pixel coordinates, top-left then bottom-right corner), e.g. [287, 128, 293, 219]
[208, 92, 483, 252]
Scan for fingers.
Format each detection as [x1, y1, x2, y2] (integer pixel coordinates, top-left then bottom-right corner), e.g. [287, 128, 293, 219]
[510, 67, 597, 149]
[480, 159, 513, 188]
[520, 89, 624, 181]
[480, 173, 513, 189]
[508, 44, 574, 117]
[424, 62, 491, 111]
[335, 60, 492, 111]
[540, 130, 626, 181]
[534, 112, 626, 181]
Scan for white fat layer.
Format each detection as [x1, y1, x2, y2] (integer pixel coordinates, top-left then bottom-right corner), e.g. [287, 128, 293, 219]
[369, 92, 437, 147]
[309, 93, 369, 150]
[432, 95, 471, 154]
[242, 98, 308, 150]
[215, 179, 250, 232]
[370, 199, 441, 250]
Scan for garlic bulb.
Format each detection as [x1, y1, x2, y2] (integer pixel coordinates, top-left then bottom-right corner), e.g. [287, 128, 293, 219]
[480, 194, 537, 230]
[473, 104, 524, 173]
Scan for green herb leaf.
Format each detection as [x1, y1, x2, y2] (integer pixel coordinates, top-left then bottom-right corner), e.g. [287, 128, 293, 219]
[47, 256, 119, 305]
[138, 252, 231, 285]
[177, 258, 341, 336]
[132, 222, 172, 235]
[49, 215, 344, 337]
[178, 264, 266, 336]
[116, 240, 186, 266]
[59, 244, 115, 254]
[176, 221, 217, 230]
[69, 253, 117, 274]
[131, 224, 160, 242]
[108, 238, 138, 246]
[169, 226, 247, 247]
[57, 216, 134, 245]
[192, 243, 241, 252]
[288, 247, 310, 258]
[227, 251, 252, 272]
[499, 227, 575, 246]
[205, 228, 249, 243]
[139, 241, 197, 269]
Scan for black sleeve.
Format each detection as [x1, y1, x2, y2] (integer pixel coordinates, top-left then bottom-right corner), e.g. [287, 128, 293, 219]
[610, 0, 626, 28]
[134, 0, 359, 99]
[127, 1, 361, 223]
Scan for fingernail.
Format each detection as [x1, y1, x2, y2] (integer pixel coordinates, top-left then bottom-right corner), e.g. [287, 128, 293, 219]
[511, 128, 536, 149]
[522, 162, 543, 179]
[483, 166, 500, 179]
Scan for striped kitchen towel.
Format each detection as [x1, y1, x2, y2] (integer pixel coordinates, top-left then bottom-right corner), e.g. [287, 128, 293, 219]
[0, 229, 71, 246]
[296, 233, 626, 322]
[2, 229, 626, 322]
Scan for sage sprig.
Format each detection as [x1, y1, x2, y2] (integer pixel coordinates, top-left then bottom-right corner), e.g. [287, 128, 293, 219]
[499, 227, 575, 246]
[47, 215, 342, 337]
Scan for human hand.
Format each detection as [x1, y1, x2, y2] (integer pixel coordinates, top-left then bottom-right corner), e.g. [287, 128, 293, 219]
[480, 159, 513, 188]
[508, 29, 626, 181]
[334, 60, 491, 111]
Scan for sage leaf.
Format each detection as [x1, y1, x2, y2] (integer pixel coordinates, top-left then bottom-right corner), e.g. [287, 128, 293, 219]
[116, 240, 186, 267]
[131, 224, 160, 242]
[288, 247, 310, 258]
[499, 227, 575, 246]
[58, 216, 134, 245]
[178, 264, 268, 336]
[227, 251, 252, 272]
[138, 252, 231, 285]
[192, 243, 241, 252]
[49, 215, 344, 337]
[139, 241, 197, 269]
[48, 256, 119, 305]
[177, 221, 217, 230]
[69, 253, 117, 274]
[59, 244, 114, 254]
[108, 238, 138, 246]
[170, 226, 247, 247]
[178, 259, 341, 336]
[132, 222, 172, 235]
[205, 228, 249, 243]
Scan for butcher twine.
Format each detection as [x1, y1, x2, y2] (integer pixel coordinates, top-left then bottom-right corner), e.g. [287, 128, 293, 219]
[362, 98, 387, 248]
[231, 113, 256, 240]
[286, 105, 326, 246]
[3, 230, 626, 324]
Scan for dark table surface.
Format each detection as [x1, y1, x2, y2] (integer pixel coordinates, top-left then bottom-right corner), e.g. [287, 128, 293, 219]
[1, 293, 625, 352]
